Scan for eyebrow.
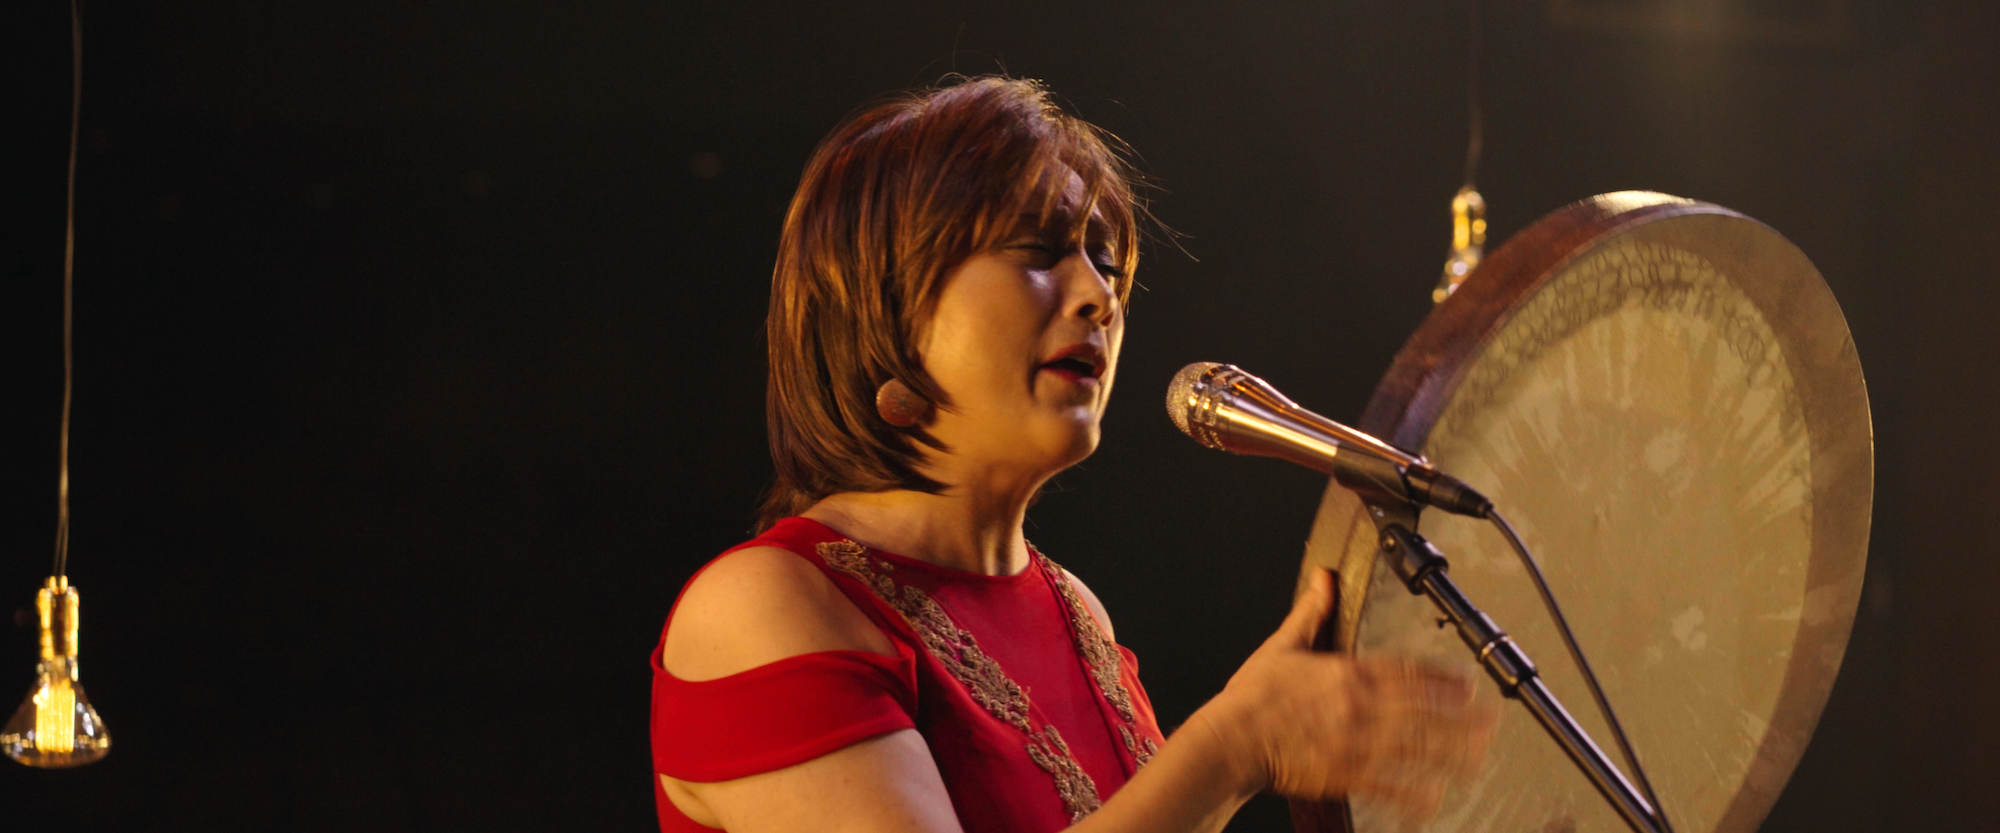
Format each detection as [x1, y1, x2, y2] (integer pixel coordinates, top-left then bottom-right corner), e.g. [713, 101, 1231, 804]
[1013, 211, 1115, 242]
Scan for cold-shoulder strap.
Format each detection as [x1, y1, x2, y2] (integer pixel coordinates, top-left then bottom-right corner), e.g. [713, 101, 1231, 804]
[650, 647, 917, 782]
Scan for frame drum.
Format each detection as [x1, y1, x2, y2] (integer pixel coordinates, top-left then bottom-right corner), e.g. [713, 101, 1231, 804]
[1292, 193, 1872, 833]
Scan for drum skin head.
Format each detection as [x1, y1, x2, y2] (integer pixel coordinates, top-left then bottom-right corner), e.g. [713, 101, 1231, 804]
[1293, 193, 1872, 833]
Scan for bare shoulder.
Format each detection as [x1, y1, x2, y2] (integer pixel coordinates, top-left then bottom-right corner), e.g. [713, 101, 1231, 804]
[662, 545, 894, 682]
[1060, 567, 1116, 642]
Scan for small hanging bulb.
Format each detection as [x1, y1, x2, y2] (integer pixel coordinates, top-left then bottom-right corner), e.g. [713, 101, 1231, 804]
[7, 0, 113, 771]
[1433, 186, 1487, 303]
[1437, 0, 1489, 304]
[2, 576, 110, 767]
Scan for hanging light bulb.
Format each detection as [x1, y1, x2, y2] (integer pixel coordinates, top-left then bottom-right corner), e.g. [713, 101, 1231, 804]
[5, 0, 112, 770]
[1435, 1, 1489, 304]
[2, 577, 109, 767]
[1433, 185, 1488, 303]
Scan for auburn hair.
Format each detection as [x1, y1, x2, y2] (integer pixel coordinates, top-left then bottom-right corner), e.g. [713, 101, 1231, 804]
[756, 76, 1143, 530]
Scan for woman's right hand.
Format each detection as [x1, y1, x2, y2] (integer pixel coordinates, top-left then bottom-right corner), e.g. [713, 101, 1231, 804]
[1188, 569, 1500, 824]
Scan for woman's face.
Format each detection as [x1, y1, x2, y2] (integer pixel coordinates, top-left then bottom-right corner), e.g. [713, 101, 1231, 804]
[917, 198, 1125, 484]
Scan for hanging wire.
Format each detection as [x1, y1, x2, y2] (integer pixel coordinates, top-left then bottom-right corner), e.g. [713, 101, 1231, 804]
[53, 0, 82, 581]
[1462, 0, 1483, 190]
[1435, 0, 1489, 304]
[1486, 508, 1674, 833]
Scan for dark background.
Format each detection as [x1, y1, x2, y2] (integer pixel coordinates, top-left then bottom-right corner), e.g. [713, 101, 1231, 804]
[3, 0, 1995, 830]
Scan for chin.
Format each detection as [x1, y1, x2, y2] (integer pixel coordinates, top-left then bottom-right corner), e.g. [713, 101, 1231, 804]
[1048, 422, 1103, 469]
[1009, 409, 1104, 472]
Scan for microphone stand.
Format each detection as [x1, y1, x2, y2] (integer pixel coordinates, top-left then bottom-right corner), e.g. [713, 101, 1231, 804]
[1335, 457, 1666, 833]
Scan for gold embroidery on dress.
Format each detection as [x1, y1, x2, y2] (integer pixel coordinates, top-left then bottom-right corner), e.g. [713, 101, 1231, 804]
[1035, 554, 1138, 724]
[820, 541, 1031, 728]
[1118, 724, 1159, 766]
[1026, 725, 1104, 821]
[817, 539, 1102, 817]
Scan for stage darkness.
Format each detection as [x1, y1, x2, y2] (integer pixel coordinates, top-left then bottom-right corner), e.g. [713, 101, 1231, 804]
[2, 1, 1995, 830]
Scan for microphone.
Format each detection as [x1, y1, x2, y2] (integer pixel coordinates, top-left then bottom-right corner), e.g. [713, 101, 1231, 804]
[1165, 362, 1492, 517]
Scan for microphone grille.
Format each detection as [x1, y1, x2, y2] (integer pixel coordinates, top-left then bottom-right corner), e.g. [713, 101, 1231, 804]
[1166, 362, 1222, 437]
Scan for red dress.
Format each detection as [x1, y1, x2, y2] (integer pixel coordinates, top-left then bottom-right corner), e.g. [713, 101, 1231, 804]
[650, 517, 1166, 832]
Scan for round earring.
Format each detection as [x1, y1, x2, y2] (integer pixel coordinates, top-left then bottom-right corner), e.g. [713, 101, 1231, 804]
[875, 378, 930, 428]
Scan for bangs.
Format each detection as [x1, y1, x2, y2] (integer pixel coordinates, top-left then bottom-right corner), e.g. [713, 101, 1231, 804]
[952, 96, 1143, 305]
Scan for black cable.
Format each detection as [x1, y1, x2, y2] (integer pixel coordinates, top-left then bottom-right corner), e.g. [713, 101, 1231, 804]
[1462, 0, 1483, 190]
[1486, 507, 1673, 833]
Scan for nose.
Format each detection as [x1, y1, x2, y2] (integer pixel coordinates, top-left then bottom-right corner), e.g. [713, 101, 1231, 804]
[1061, 254, 1119, 329]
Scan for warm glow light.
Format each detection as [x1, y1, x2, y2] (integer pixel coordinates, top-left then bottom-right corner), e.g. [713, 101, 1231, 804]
[1435, 186, 1489, 303]
[2, 578, 109, 767]
[34, 679, 76, 755]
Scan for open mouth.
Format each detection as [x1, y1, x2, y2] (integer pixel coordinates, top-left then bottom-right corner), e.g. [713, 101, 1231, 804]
[1038, 345, 1105, 381]
[1042, 356, 1101, 378]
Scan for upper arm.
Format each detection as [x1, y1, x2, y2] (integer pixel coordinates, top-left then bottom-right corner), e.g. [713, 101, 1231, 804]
[661, 545, 894, 681]
[1063, 567, 1116, 643]
[668, 728, 966, 833]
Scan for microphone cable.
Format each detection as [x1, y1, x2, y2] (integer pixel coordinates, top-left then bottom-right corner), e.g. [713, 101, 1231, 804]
[1484, 506, 1674, 833]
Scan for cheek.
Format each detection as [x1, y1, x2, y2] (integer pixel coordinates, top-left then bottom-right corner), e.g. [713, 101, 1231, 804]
[921, 302, 1028, 394]
[919, 256, 1067, 403]
[1101, 324, 1127, 386]
[918, 317, 981, 386]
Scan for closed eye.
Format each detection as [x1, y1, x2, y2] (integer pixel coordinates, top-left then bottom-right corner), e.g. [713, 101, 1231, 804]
[1007, 239, 1062, 268]
[1005, 237, 1123, 280]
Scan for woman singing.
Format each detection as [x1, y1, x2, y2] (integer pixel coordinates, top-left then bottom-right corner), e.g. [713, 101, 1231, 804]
[649, 76, 1496, 833]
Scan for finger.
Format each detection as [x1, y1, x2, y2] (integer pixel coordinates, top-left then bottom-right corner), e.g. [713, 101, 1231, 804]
[1409, 658, 1480, 712]
[1367, 688, 1494, 780]
[1457, 695, 1501, 777]
[1280, 568, 1336, 647]
[1411, 717, 1485, 780]
[1363, 657, 1479, 715]
[1423, 661, 1481, 708]
[1353, 774, 1448, 830]
[1409, 671, 1499, 781]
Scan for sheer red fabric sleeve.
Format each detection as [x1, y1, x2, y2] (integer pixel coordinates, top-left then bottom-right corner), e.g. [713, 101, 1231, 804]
[649, 645, 918, 782]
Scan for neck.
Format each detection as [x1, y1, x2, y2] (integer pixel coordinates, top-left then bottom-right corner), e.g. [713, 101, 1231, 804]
[803, 470, 1043, 576]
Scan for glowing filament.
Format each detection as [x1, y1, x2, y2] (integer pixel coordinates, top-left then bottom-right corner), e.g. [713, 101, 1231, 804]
[34, 679, 75, 754]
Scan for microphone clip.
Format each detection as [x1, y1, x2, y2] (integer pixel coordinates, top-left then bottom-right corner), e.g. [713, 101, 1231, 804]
[1333, 446, 1493, 520]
